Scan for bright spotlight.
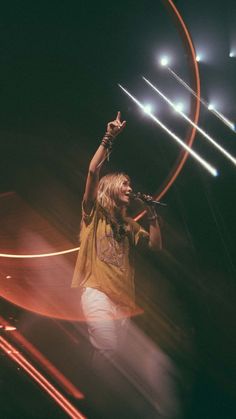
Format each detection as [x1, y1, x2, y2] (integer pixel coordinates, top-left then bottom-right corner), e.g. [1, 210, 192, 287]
[166, 66, 236, 134]
[118, 83, 218, 177]
[160, 56, 169, 66]
[196, 55, 201, 62]
[208, 103, 215, 110]
[142, 76, 236, 166]
[174, 102, 184, 113]
[229, 51, 235, 58]
[143, 104, 152, 114]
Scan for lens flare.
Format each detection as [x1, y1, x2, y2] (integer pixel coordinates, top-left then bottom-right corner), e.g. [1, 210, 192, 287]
[0, 335, 85, 418]
[143, 77, 236, 166]
[160, 56, 169, 66]
[118, 84, 218, 177]
[165, 66, 235, 132]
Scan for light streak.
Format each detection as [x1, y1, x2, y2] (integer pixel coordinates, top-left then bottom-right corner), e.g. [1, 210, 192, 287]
[4, 325, 17, 331]
[0, 336, 86, 418]
[0, 192, 80, 259]
[143, 77, 236, 166]
[0, 247, 80, 259]
[154, 0, 201, 201]
[0, 316, 84, 399]
[210, 107, 235, 132]
[166, 66, 235, 132]
[118, 84, 218, 177]
[174, 102, 184, 112]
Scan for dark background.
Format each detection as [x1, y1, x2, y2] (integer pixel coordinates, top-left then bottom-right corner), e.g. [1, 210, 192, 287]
[0, 1, 236, 418]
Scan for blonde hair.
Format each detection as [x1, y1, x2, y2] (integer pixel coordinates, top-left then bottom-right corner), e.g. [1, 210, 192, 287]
[97, 172, 130, 214]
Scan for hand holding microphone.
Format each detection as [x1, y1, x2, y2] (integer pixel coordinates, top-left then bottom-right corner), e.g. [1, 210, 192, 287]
[129, 192, 167, 207]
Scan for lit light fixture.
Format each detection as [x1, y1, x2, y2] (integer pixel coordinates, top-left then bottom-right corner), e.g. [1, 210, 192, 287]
[165, 66, 236, 134]
[229, 51, 235, 58]
[174, 102, 184, 112]
[160, 56, 169, 66]
[196, 55, 201, 62]
[208, 103, 215, 110]
[143, 104, 152, 114]
[142, 76, 236, 166]
[118, 83, 218, 177]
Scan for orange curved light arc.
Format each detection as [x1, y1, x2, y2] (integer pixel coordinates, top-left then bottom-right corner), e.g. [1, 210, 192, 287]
[0, 247, 80, 258]
[0, 1, 200, 257]
[155, 0, 201, 202]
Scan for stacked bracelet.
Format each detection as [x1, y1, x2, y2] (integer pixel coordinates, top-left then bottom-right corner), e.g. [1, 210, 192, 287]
[101, 132, 114, 150]
[101, 132, 115, 161]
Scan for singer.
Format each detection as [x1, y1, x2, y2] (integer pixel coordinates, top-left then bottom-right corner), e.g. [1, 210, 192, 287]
[71, 111, 162, 369]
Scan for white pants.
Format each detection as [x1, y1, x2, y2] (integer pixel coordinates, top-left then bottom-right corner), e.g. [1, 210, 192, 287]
[81, 287, 129, 356]
[81, 287, 182, 418]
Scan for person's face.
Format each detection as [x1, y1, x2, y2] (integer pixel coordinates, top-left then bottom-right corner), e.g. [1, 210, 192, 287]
[116, 178, 132, 206]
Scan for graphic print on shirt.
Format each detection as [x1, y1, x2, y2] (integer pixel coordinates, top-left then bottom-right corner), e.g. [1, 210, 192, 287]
[96, 230, 127, 270]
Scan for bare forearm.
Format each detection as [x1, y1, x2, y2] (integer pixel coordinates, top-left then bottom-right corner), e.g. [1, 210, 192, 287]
[149, 220, 162, 250]
[83, 142, 109, 212]
[89, 143, 110, 175]
[83, 111, 126, 212]
[146, 208, 162, 250]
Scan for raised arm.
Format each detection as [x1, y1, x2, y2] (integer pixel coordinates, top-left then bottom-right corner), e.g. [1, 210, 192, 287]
[83, 111, 126, 214]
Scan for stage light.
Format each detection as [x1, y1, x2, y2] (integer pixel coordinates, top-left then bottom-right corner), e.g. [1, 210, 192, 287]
[195, 50, 204, 62]
[160, 56, 169, 66]
[208, 103, 215, 110]
[229, 51, 235, 58]
[174, 102, 184, 113]
[211, 107, 236, 132]
[119, 83, 218, 177]
[143, 104, 152, 114]
[166, 66, 235, 133]
[142, 77, 236, 167]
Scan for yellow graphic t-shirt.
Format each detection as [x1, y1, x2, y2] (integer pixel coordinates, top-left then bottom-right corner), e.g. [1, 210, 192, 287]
[71, 203, 149, 310]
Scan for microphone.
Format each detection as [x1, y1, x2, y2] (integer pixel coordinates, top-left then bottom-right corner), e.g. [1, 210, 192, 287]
[129, 192, 167, 207]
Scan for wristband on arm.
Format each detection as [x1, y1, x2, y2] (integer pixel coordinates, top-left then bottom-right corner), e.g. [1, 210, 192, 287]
[101, 132, 115, 161]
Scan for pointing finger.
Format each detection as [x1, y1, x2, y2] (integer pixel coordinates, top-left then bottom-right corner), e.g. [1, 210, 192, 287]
[116, 111, 121, 122]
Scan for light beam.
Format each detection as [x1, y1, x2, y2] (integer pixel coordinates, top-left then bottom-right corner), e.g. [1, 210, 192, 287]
[118, 84, 218, 177]
[165, 66, 235, 132]
[143, 77, 236, 166]
[0, 336, 86, 419]
[0, 247, 80, 258]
